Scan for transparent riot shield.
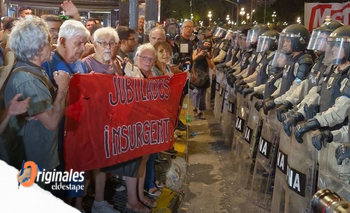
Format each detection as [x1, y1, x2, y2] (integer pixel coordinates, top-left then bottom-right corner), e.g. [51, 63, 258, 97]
[249, 109, 280, 211]
[271, 126, 291, 213]
[318, 142, 350, 201]
[214, 68, 226, 120]
[232, 93, 248, 157]
[221, 85, 236, 147]
[236, 97, 262, 190]
[285, 130, 318, 213]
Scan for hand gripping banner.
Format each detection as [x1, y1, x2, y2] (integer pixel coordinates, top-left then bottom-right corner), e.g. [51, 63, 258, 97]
[64, 73, 187, 172]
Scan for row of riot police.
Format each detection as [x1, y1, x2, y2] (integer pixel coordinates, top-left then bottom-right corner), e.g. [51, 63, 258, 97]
[211, 19, 350, 213]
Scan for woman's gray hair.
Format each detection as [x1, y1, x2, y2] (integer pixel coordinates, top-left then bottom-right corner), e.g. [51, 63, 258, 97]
[93, 27, 120, 43]
[134, 43, 156, 67]
[58, 20, 89, 46]
[9, 17, 50, 61]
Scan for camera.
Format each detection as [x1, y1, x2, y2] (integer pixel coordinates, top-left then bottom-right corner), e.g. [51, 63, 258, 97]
[311, 189, 350, 213]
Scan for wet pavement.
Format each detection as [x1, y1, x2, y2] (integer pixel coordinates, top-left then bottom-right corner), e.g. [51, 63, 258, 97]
[177, 99, 269, 213]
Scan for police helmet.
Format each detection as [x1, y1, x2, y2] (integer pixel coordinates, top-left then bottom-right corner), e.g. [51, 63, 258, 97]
[256, 30, 279, 53]
[308, 20, 343, 51]
[280, 24, 310, 53]
[246, 24, 270, 47]
[325, 25, 350, 65]
[213, 27, 227, 38]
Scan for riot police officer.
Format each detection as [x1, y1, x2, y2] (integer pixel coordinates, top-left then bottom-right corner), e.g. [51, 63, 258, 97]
[213, 29, 233, 65]
[277, 21, 343, 122]
[293, 25, 350, 143]
[241, 29, 280, 97]
[262, 24, 314, 115]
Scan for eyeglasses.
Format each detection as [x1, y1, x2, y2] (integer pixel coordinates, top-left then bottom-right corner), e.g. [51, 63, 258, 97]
[96, 41, 116, 48]
[137, 55, 156, 63]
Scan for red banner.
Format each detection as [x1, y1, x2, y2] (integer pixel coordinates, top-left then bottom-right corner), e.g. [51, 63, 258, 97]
[63, 73, 187, 172]
[305, 2, 350, 31]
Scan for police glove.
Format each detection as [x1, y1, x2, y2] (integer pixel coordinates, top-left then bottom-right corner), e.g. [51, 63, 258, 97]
[238, 84, 249, 93]
[227, 74, 235, 87]
[335, 143, 350, 165]
[277, 101, 293, 122]
[250, 92, 264, 101]
[304, 104, 320, 120]
[283, 112, 305, 136]
[217, 63, 228, 69]
[234, 79, 244, 88]
[262, 98, 276, 115]
[242, 87, 254, 98]
[312, 130, 333, 151]
[294, 118, 321, 143]
[254, 100, 264, 111]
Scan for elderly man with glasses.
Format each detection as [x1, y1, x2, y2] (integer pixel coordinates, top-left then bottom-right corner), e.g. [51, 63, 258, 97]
[82, 27, 122, 75]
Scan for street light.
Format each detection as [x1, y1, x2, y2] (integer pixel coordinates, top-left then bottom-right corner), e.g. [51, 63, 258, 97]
[226, 15, 230, 25]
[250, 9, 255, 26]
[240, 8, 245, 25]
[297, 17, 301, 24]
[272, 11, 276, 23]
[208, 11, 212, 22]
[224, 0, 239, 27]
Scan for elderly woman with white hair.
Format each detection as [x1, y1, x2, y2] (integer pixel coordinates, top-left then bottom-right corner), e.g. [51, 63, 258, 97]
[4, 17, 70, 178]
[82, 27, 122, 75]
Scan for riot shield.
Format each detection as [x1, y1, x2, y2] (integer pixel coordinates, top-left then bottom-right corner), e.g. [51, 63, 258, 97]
[232, 93, 248, 157]
[221, 85, 236, 147]
[285, 130, 318, 213]
[271, 127, 291, 213]
[249, 109, 280, 211]
[236, 97, 262, 190]
[318, 142, 350, 201]
[214, 68, 226, 120]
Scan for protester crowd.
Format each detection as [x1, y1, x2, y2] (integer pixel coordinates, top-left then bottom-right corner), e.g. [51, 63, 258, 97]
[2, 1, 350, 212]
[0, 1, 200, 213]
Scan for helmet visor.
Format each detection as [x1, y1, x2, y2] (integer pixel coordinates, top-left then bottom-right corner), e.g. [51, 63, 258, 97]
[270, 51, 287, 68]
[256, 36, 271, 53]
[213, 27, 227, 38]
[307, 30, 329, 51]
[276, 33, 293, 54]
[246, 29, 259, 45]
[324, 38, 350, 65]
[225, 30, 234, 40]
[239, 34, 248, 50]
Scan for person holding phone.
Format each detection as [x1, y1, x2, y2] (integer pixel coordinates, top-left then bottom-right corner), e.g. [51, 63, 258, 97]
[191, 38, 214, 120]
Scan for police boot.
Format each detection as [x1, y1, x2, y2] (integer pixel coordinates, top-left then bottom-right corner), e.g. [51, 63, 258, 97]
[277, 101, 293, 122]
[335, 143, 350, 165]
[242, 87, 254, 98]
[312, 130, 333, 151]
[250, 92, 264, 101]
[283, 112, 304, 136]
[262, 97, 276, 115]
[294, 118, 321, 143]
